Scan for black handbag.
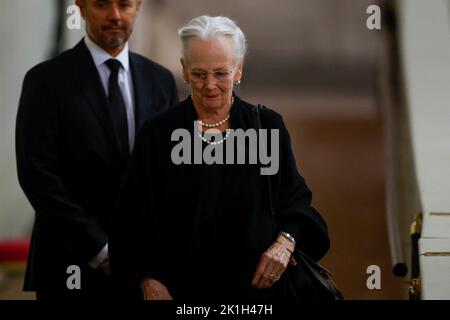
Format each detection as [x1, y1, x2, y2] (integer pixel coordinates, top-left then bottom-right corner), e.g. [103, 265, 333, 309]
[286, 248, 344, 301]
[254, 104, 344, 301]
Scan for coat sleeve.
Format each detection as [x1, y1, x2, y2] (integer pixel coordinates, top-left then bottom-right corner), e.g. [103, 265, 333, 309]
[269, 112, 330, 261]
[15, 67, 108, 262]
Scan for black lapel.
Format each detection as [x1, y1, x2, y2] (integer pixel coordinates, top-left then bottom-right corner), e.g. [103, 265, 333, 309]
[73, 40, 121, 156]
[130, 53, 156, 132]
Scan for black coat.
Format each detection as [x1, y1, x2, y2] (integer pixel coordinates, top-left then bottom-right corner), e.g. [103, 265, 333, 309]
[15, 40, 178, 297]
[110, 96, 329, 301]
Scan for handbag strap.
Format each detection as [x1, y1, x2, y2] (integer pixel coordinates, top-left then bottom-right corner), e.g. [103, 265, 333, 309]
[254, 104, 337, 275]
[254, 104, 343, 300]
[254, 105, 343, 300]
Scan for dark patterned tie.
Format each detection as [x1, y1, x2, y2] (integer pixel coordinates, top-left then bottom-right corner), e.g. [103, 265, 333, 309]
[105, 59, 129, 154]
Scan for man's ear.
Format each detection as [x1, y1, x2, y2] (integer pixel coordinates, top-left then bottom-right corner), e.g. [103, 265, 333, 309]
[136, 0, 143, 12]
[75, 0, 86, 19]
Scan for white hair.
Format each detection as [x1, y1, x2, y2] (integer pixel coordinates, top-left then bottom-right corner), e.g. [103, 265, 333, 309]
[178, 15, 247, 65]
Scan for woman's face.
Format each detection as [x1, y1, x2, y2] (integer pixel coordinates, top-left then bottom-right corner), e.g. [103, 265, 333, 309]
[182, 37, 243, 112]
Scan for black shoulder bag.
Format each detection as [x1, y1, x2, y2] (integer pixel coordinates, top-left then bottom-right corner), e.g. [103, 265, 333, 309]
[254, 104, 344, 301]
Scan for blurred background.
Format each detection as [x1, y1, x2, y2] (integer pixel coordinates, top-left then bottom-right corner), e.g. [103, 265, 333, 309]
[2, 0, 449, 300]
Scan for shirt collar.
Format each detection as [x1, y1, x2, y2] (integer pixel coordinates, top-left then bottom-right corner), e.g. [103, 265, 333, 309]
[84, 36, 130, 72]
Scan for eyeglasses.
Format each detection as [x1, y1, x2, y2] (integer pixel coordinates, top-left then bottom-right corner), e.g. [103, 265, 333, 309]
[189, 70, 234, 83]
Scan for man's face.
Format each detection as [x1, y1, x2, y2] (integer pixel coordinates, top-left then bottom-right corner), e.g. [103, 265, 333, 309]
[77, 0, 142, 52]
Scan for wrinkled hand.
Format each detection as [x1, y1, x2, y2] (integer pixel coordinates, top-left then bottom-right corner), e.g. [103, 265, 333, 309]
[252, 235, 294, 289]
[141, 279, 173, 300]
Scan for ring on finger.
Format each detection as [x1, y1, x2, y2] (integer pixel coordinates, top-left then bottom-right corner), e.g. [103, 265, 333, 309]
[268, 274, 280, 282]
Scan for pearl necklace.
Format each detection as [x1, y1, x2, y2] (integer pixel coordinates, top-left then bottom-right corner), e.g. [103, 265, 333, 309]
[194, 96, 235, 145]
[197, 129, 232, 145]
[198, 113, 230, 128]
[196, 96, 234, 128]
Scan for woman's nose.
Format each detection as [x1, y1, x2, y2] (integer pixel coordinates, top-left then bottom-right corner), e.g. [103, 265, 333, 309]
[204, 74, 219, 88]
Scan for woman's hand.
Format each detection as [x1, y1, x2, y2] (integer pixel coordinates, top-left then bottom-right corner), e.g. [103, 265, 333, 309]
[252, 235, 295, 289]
[141, 278, 174, 300]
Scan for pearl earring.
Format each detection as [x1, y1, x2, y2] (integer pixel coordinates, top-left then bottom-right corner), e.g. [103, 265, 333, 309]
[235, 80, 241, 86]
[184, 80, 190, 85]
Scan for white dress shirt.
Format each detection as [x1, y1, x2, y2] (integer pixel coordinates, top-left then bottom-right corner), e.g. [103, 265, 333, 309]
[84, 36, 136, 269]
[84, 36, 136, 152]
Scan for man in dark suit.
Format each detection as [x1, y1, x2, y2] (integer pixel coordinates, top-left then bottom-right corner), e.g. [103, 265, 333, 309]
[15, 0, 178, 300]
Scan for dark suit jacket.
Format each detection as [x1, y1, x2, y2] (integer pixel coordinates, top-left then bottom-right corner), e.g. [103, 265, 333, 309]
[15, 40, 178, 296]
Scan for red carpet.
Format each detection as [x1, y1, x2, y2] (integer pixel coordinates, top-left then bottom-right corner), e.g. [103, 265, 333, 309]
[0, 239, 30, 263]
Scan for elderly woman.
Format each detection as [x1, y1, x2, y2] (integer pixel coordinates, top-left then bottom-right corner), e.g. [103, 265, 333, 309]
[110, 15, 330, 301]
